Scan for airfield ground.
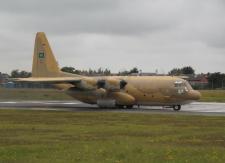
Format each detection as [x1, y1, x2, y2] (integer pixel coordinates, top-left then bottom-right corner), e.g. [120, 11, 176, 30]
[0, 110, 224, 163]
[0, 88, 225, 162]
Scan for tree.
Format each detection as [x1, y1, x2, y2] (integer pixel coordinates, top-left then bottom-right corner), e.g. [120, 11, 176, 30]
[119, 67, 139, 76]
[168, 66, 195, 75]
[168, 68, 182, 75]
[103, 68, 111, 76]
[118, 70, 130, 76]
[129, 67, 139, 74]
[61, 66, 75, 73]
[11, 70, 20, 78]
[97, 68, 103, 74]
[181, 66, 195, 75]
[207, 72, 225, 89]
[61, 66, 111, 76]
[61, 66, 80, 74]
[11, 70, 31, 78]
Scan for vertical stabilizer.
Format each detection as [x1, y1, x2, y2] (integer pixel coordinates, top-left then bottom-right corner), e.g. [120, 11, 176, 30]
[32, 32, 60, 77]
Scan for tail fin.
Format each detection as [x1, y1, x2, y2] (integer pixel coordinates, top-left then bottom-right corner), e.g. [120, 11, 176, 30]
[32, 32, 60, 77]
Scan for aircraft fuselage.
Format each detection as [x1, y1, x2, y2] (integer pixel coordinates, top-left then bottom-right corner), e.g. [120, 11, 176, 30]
[63, 75, 201, 108]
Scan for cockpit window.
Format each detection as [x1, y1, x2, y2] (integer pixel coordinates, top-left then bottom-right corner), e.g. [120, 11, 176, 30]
[174, 80, 191, 94]
[184, 81, 193, 90]
[174, 81, 184, 87]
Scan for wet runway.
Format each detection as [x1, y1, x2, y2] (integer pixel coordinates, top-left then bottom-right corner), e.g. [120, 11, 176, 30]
[0, 101, 225, 116]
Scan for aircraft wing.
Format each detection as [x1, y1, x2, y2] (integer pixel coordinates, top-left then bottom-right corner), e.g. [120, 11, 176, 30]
[11, 77, 82, 84]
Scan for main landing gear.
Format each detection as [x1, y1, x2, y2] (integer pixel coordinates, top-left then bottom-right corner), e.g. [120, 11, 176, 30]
[116, 105, 133, 109]
[173, 105, 181, 111]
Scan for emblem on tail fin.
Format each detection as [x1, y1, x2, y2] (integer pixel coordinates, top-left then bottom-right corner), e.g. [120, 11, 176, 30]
[38, 52, 45, 59]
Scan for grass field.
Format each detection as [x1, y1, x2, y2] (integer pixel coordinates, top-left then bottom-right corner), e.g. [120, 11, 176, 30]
[0, 88, 73, 101]
[0, 110, 224, 163]
[1, 88, 225, 102]
[199, 90, 225, 102]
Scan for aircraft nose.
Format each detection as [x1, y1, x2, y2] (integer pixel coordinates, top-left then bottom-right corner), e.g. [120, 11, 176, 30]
[188, 90, 201, 100]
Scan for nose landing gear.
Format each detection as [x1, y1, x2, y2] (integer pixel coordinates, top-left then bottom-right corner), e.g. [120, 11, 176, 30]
[173, 105, 181, 111]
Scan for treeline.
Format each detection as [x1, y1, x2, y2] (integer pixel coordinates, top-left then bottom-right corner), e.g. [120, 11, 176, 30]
[61, 67, 111, 76]
[168, 66, 195, 75]
[10, 70, 31, 78]
[6, 66, 196, 77]
[7, 67, 140, 77]
[207, 72, 225, 89]
[61, 66, 140, 76]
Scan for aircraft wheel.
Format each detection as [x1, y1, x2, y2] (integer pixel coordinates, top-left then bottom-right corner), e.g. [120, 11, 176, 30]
[116, 104, 124, 109]
[126, 105, 133, 109]
[173, 105, 181, 111]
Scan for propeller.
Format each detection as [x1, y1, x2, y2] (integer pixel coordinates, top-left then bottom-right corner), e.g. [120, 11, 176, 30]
[120, 80, 127, 89]
[97, 79, 127, 90]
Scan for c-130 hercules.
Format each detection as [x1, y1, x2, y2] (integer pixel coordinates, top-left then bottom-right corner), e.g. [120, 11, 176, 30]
[15, 32, 201, 111]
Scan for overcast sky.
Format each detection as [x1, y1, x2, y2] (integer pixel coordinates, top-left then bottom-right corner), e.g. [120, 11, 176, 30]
[0, 0, 225, 74]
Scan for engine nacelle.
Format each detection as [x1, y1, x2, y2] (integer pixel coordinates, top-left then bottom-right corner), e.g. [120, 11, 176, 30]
[112, 92, 135, 105]
[76, 79, 96, 90]
[96, 92, 135, 108]
[97, 79, 127, 91]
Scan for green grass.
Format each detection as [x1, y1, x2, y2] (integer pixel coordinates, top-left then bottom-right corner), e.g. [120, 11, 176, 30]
[199, 90, 225, 102]
[0, 88, 73, 101]
[0, 110, 224, 163]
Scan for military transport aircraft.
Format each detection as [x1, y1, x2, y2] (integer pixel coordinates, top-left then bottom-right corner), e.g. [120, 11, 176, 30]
[14, 32, 201, 111]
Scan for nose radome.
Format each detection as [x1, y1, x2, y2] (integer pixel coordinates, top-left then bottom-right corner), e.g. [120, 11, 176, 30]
[189, 90, 201, 100]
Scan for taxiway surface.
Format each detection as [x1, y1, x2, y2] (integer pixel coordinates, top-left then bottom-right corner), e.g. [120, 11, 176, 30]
[0, 101, 225, 116]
